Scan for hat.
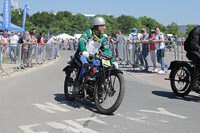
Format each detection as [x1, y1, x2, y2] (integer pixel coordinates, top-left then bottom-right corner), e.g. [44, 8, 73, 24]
[150, 29, 155, 33]
[117, 30, 121, 34]
[131, 28, 138, 33]
[141, 28, 146, 32]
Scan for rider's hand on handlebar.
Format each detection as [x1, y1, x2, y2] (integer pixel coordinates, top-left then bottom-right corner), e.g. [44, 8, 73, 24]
[112, 62, 119, 69]
[82, 51, 89, 58]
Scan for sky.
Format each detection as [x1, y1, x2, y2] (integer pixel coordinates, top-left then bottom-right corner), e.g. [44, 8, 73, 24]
[0, 0, 198, 26]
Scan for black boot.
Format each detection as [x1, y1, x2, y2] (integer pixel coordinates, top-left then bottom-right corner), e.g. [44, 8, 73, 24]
[191, 70, 200, 92]
[192, 83, 200, 90]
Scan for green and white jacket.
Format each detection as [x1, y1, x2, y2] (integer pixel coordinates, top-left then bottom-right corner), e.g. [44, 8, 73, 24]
[74, 29, 115, 63]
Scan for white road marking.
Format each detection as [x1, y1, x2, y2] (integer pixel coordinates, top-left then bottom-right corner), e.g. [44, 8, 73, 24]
[76, 117, 108, 125]
[116, 113, 151, 125]
[33, 102, 70, 113]
[157, 119, 169, 123]
[19, 124, 49, 133]
[47, 120, 99, 133]
[139, 108, 188, 119]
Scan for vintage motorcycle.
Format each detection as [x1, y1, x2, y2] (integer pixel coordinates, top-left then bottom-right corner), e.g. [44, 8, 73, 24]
[63, 41, 125, 114]
[167, 60, 200, 97]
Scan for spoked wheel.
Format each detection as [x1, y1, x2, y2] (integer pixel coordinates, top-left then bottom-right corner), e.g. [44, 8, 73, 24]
[170, 67, 192, 97]
[94, 72, 125, 115]
[64, 67, 78, 101]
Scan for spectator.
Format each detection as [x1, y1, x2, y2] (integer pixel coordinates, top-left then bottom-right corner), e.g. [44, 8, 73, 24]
[8, 31, 19, 64]
[37, 32, 45, 64]
[74, 38, 79, 51]
[155, 27, 169, 74]
[54, 37, 59, 59]
[148, 29, 157, 72]
[0, 35, 5, 61]
[140, 28, 149, 71]
[127, 28, 142, 68]
[68, 38, 72, 50]
[116, 30, 126, 59]
[46, 36, 56, 60]
[2, 30, 9, 58]
[27, 29, 37, 67]
[22, 31, 33, 67]
[106, 35, 114, 56]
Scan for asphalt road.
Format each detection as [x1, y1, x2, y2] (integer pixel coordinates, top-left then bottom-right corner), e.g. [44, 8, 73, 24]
[0, 50, 200, 133]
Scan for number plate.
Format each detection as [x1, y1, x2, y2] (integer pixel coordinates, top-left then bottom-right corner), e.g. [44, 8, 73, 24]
[102, 59, 111, 66]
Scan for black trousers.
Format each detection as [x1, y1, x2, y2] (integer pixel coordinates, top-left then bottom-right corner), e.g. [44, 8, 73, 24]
[186, 51, 200, 66]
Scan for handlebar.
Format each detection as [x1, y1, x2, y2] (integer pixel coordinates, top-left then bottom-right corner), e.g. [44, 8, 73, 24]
[99, 50, 113, 60]
[79, 50, 113, 60]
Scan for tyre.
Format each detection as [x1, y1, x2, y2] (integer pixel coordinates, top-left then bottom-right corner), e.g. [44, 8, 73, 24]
[170, 66, 192, 97]
[94, 72, 125, 115]
[64, 67, 78, 101]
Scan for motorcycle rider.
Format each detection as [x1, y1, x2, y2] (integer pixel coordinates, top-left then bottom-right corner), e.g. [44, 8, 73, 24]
[184, 26, 200, 90]
[73, 16, 118, 95]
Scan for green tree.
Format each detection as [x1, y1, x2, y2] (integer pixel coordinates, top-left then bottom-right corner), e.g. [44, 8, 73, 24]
[139, 16, 166, 32]
[117, 15, 139, 35]
[71, 13, 90, 35]
[30, 12, 56, 29]
[11, 9, 23, 27]
[56, 11, 72, 21]
[186, 24, 196, 35]
[166, 22, 179, 35]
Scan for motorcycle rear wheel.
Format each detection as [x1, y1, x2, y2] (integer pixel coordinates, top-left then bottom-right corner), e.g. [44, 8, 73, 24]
[170, 66, 192, 97]
[64, 67, 77, 101]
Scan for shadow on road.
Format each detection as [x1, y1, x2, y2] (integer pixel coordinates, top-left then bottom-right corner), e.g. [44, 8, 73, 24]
[123, 69, 153, 74]
[54, 93, 104, 114]
[152, 91, 200, 102]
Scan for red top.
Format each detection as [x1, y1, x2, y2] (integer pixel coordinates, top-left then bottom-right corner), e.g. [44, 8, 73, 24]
[148, 35, 156, 50]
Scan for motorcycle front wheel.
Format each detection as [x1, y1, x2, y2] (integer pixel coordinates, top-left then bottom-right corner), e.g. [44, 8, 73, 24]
[94, 72, 125, 115]
[170, 66, 192, 97]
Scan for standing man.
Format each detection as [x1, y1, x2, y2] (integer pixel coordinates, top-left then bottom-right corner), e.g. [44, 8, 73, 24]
[74, 38, 79, 50]
[2, 30, 9, 58]
[127, 28, 142, 68]
[46, 36, 56, 60]
[140, 28, 149, 71]
[8, 31, 19, 64]
[116, 30, 126, 59]
[22, 31, 33, 67]
[27, 29, 37, 67]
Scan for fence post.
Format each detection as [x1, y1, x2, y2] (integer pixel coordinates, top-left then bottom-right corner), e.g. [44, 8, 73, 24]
[0, 46, 3, 78]
[0, 45, 9, 77]
[17, 43, 23, 70]
[174, 41, 177, 60]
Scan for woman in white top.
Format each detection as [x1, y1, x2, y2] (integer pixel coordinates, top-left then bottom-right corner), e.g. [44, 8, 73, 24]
[154, 27, 169, 74]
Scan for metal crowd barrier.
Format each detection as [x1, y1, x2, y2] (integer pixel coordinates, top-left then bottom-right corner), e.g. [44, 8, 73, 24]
[109, 40, 187, 70]
[0, 43, 61, 78]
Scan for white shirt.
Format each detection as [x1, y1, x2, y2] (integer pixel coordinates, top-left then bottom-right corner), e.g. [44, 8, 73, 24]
[154, 33, 165, 50]
[9, 35, 19, 46]
[47, 38, 55, 45]
[127, 33, 142, 49]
